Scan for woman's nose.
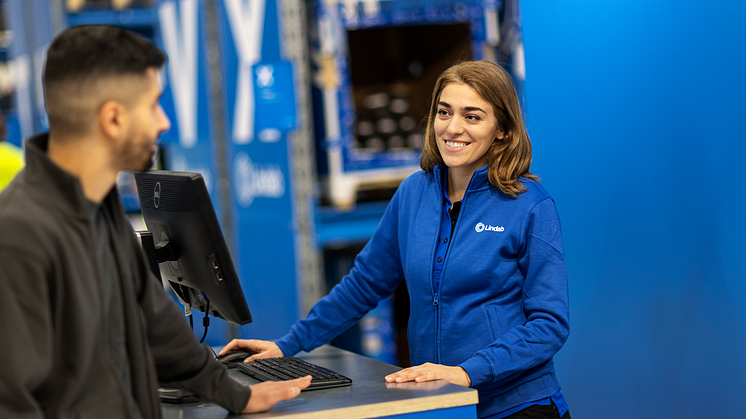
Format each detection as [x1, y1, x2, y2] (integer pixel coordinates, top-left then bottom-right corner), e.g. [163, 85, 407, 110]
[446, 117, 464, 136]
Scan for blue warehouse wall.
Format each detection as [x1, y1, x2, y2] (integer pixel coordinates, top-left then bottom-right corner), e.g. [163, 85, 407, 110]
[521, 1, 746, 417]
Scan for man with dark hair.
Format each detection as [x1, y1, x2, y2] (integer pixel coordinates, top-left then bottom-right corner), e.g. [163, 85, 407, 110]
[0, 25, 309, 418]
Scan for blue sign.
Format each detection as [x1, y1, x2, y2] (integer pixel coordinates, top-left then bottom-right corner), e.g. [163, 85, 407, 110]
[217, 0, 302, 340]
[253, 60, 297, 138]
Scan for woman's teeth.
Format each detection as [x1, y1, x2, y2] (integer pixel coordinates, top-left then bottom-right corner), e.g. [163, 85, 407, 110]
[446, 141, 467, 148]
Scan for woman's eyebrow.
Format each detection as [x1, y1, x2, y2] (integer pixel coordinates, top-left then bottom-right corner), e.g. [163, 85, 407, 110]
[438, 102, 487, 115]
[462, 106, 487, 114]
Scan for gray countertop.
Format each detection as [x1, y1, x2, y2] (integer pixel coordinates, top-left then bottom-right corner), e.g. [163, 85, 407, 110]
[162, 345, 478, 419]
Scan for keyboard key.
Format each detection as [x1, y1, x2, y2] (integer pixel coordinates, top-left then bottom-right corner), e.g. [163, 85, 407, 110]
[235, 356, 352, 391]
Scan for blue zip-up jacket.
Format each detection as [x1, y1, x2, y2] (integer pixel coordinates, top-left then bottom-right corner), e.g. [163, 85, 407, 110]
[276, 165, 570, 417]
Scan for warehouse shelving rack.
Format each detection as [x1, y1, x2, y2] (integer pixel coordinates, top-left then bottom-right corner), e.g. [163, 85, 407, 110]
[4, 0, 525, 365]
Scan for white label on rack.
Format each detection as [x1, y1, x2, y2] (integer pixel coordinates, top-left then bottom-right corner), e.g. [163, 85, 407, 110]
[158, 0, 198, 148]
[10, 55, 34, 139]
[225, 0, 267, 144]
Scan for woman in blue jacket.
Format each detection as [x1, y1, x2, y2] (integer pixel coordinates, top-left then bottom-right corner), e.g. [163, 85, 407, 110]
[222, 61, 571, 419]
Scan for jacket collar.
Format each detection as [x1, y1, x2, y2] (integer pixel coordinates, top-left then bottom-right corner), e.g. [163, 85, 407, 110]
[24, 133, 100, 220]
[433, 163, 492, 193]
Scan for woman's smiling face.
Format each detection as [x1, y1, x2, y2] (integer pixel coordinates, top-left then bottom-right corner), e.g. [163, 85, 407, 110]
[434, 82, 504, 175]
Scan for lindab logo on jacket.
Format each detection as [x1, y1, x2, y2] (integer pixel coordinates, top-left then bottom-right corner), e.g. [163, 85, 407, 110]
[475, 222, 504, 233]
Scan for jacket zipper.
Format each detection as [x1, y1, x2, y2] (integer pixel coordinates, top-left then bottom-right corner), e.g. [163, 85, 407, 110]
[432, 179, 443, 363]
[435, 175, 474, 364]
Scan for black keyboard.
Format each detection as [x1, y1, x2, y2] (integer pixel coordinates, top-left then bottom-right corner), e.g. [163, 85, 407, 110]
[234, 356, 352, 390]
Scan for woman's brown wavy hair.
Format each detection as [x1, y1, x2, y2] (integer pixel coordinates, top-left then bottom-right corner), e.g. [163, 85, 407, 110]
[419, 61, 538, 197]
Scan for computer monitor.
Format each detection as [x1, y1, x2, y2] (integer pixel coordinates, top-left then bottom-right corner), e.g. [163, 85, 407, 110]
[134, 170, 252, 325]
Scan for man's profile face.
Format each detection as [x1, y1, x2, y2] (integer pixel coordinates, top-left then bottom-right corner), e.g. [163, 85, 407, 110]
[117, 68, 171, 172]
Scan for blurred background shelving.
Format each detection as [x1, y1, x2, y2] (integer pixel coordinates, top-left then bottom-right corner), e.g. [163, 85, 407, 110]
[8, 2, 745, 417]
[1, 0, 522, 367]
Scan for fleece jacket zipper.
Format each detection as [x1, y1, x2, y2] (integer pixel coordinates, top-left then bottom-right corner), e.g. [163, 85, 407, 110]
[434, 174, 475, 364]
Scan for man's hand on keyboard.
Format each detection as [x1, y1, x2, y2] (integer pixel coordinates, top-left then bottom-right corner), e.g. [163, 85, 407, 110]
[220, 339, 284, 362]
[242, 376, 312, 413]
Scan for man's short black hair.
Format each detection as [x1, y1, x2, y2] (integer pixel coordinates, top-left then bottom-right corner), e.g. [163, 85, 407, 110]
[44, 24, 166, 86]
[43, 25, 166, 137]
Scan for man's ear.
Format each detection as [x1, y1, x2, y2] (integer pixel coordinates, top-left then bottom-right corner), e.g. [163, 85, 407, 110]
[98, 100, 128, 141]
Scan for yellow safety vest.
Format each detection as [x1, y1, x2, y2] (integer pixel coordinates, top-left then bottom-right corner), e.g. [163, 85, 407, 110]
[0, 142, 24, 192]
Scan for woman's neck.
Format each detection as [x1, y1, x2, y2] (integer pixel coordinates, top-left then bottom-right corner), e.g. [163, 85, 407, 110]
[446, 167, 474, 204]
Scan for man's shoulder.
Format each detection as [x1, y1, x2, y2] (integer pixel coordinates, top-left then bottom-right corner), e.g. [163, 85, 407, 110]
[0, 182, 65, 252]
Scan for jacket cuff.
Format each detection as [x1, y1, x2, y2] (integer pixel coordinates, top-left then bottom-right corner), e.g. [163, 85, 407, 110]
[275, 332, 302, 357]
[223, 383, 252, 414]
[459, 354, 493, 387]
[201, 363, 252, 414]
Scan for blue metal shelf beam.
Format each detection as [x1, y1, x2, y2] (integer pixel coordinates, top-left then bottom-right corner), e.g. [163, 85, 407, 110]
[66, 8, 156, 28]
[315, 201, 388, 247]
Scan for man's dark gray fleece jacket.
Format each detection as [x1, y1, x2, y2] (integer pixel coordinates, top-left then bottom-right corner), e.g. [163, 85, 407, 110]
[0, 134, 251, 418]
